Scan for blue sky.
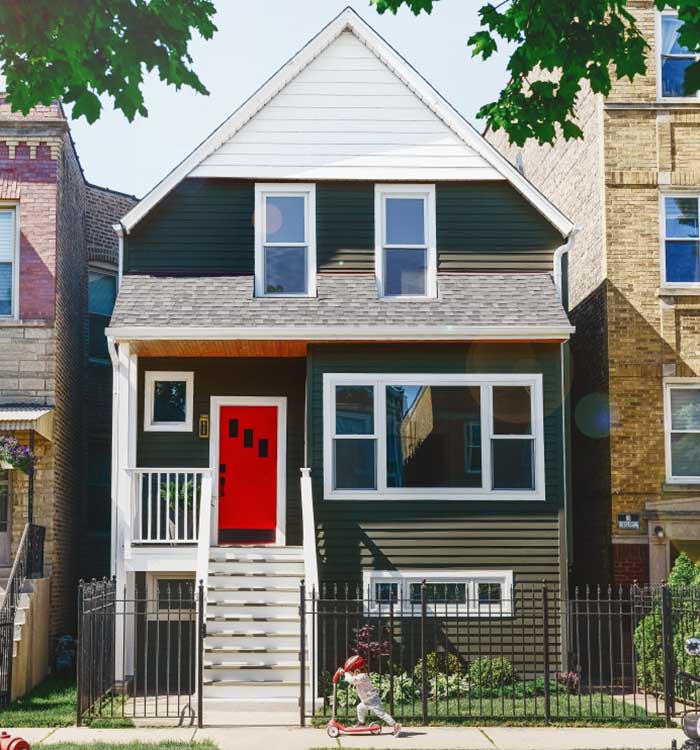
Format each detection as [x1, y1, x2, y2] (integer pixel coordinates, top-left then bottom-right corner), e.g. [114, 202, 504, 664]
[66, 0, 510, 198]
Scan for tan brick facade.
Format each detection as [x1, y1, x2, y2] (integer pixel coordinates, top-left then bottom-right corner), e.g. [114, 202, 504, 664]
[487, 0, 700, 584]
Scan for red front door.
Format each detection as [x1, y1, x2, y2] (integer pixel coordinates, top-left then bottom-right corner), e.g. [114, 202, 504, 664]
[218, 405, 278, 544]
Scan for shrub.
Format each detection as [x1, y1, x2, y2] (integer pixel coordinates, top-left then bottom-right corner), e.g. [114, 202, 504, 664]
[413, 651, 463, 681]
[468, 656, 514, 690]
[351, 624, 392, 664]
[555, 670, 581, 694]
[335, 672, 418, 708]
[431, 672, 470, 699]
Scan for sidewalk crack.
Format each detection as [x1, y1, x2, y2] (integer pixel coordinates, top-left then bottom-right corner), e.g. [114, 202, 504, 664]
[479, 728, 498, 748]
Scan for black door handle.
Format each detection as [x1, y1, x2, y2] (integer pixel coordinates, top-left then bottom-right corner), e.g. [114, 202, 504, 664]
[219, 476, 226, 497]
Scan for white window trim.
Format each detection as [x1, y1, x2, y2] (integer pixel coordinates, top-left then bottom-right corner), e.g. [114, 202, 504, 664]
[656, 10, 700, 103]
[145, 572, 196, 621]
[254, 183, 316, 298]
[374, 184, 437, 299]
[144, 371, 194, 433]
[0, 203, 19, 320]
[664, 378, 700, 483]
[659, 192, 700, 288]
[363, 569, 514, 617]
[323, 372, 545, 501]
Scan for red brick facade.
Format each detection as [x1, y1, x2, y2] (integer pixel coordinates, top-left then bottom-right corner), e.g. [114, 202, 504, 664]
[611, 543, 650, 586]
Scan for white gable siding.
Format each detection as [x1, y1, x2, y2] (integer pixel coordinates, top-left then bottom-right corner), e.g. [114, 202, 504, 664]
[190, 32, 501, 181]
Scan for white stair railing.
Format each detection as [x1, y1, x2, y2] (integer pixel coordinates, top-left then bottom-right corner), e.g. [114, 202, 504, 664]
[300, 467, 319, 595]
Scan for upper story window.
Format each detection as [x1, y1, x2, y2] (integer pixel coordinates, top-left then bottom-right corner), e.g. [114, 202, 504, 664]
[254, 184, 316, 297]
[659, 12, 700, 99]
[144, 371, 194, 432]
[323, 373, 545, 501]
[662, 195, 700, 285]
[88, 268, 117, 362]
[665, 382, 700, 483]
[375, 185, 436, 298]
[0, 207, 17, 318]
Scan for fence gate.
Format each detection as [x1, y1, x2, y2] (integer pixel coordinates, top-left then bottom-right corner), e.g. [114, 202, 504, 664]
[77, 577, 204, 726]
[301, 581, 700, 727]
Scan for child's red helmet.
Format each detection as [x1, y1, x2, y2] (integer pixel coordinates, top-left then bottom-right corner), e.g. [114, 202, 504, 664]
[344, 655, 366, 672]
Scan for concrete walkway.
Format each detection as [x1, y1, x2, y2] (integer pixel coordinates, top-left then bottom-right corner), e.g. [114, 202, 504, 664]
[2, 725, 687, 750]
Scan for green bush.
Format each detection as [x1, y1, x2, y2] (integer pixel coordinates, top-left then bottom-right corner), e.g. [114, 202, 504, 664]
[335, 672, 419, 709]
[633, 553, 700, 694]
[413, 651, 463, 681]
[431, 673, 470, 699]
[468, 656, 514, 690]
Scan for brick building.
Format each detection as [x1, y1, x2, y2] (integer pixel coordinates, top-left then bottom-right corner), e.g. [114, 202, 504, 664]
[0, 98, 135, 652]
[487, 0, 700, 585]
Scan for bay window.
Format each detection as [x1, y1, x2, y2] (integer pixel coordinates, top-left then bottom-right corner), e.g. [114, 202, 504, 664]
[375, 185, 436, 298]
[665, 382, 700, 482]
[254, 183, 316, 297]
[662, 195, 700, 284]
[324, 373, 544, 500]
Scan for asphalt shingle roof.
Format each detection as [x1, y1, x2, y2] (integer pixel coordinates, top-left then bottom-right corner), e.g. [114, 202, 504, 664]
[110, 273, 571, 331]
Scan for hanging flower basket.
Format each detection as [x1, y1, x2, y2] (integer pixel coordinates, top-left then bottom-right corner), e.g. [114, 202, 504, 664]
[0, 435, 35, 475]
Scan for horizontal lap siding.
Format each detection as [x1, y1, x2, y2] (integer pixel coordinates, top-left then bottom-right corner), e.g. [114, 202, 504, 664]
[437, 183, 563, 271]
[308, 343, 565, 587]
[317, 182, 374, 272]
[124, 180, 254, 274]
[136, 357, 306, 544]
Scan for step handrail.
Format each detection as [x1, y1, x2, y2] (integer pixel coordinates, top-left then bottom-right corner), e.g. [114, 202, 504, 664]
[0, 522, 44, 621]
[300, 468, 318, 595]
[195, 471, 214, 599]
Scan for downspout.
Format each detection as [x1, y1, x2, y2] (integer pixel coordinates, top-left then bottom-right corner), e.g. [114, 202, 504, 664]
[553, 225, 581, 306]
[107, 335, 119, 577]
[113, 222, 125, 289]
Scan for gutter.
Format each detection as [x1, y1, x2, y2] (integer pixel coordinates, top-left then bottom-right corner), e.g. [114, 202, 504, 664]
[105, 324, 576, 342]
[553, 225, 582, 305]
[107, 335, 119, 578]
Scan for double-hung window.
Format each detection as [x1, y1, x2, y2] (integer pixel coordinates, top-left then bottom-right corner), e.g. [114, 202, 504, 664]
[254, 184, 316, 297]
[324, 374, 544, 500]
[0, 207, 17, 318]
[665, 382, 700, 482]
[663, 195, 700, 285]
[658, 12, 700, 99]
[375, 185, 436, 298]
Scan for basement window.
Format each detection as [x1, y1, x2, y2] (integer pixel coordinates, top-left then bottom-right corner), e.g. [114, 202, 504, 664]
[364, 569, 513, 616]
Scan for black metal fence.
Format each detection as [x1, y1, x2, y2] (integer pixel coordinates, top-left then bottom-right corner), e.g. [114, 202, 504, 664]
[301, 581, 700, 727]
[0, 522, 45, 707]
[76, 577, 204, 726]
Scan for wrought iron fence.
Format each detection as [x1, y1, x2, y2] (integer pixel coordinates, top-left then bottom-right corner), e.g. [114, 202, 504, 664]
[0, 522, 45, 707]
[301, 581, 700, 727]
[77, 577, 204, 726]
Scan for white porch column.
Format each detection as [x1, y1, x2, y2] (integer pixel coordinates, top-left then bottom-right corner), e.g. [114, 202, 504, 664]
[114, 342, 138, 683]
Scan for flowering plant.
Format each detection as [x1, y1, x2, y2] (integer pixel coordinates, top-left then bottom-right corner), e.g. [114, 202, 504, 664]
[0, 434, 35, 474]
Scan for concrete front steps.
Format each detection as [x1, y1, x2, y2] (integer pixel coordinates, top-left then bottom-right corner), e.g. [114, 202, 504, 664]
[203, 545, 307, 710]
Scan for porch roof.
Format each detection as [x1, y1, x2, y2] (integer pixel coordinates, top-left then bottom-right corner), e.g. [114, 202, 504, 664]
[0, 405, 54, 441]
[109, 273, 573, 342]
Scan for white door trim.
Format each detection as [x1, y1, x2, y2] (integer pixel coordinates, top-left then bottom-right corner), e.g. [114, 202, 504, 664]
[209, 396, 287, 546]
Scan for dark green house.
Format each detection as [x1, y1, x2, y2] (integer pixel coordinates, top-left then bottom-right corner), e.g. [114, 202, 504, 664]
[106, 8, 575, 709]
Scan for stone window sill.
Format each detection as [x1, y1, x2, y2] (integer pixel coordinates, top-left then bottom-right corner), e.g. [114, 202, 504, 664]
[662, 482, 700, 493]
[657, 286, 700, 297]
[0, 319, 53, 328]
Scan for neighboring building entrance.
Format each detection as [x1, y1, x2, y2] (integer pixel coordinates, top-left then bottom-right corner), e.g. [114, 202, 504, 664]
[217, 404, 279, 544]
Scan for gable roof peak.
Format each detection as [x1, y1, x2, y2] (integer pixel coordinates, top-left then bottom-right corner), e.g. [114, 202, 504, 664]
[119, 8, 573, 238]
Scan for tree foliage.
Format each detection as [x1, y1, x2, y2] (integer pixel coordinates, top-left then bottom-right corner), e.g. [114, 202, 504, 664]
[0, 0, 217, 123]
[371, 0, 700, 146]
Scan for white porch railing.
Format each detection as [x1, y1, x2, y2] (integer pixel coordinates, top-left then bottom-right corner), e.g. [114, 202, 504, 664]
[300, 467, 319, 594]
[129, 468, 212, 544]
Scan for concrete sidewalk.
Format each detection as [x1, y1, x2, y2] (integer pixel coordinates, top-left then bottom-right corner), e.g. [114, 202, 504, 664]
[4, 725, 686, 750]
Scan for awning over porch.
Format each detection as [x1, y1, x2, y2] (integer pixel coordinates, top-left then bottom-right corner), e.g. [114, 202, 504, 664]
[107, 272, 575, 351]
[0, 405, 54, 441]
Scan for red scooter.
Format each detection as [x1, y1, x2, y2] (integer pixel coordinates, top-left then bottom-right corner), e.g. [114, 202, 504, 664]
[326, 668, 382, 738]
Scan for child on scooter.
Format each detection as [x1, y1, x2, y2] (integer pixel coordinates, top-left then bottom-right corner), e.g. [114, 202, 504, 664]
[340, 655, 402, 737]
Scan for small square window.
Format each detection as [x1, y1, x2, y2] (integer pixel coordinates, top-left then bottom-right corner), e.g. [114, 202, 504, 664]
[144, 371, 194, 432]
[375, 582, 398, 604]
[478, 582, 503, 606]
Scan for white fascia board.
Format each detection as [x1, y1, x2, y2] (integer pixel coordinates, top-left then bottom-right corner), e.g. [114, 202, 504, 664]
[119, 8, 574, 239]
[105, 324, 575, 342]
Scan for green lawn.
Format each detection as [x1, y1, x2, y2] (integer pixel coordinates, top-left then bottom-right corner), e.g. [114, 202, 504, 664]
[0, 677, 133, 728]
[312, 693, 666, 728]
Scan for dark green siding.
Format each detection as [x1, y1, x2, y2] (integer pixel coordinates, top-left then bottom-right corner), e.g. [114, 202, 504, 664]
[307, 343, 565, 587]
[437, 183, 562, 271]
[125, 180, 254, 274]
[136, 357, 306, 545]
[317, 182, 374, 272]
[124, 179, 563, 275]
